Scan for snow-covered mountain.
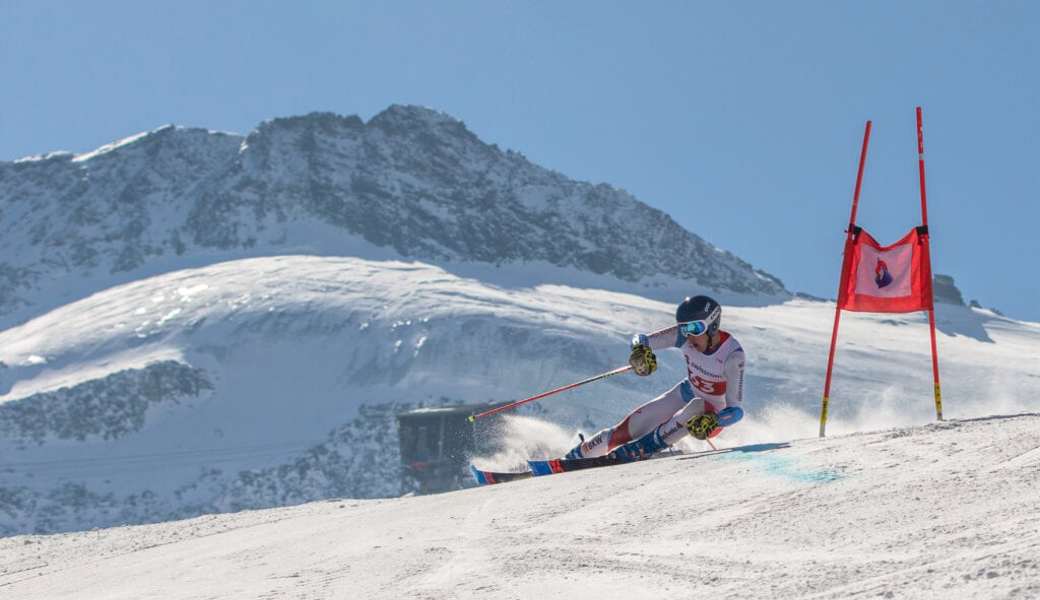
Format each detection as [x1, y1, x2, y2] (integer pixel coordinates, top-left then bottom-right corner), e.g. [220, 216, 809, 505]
[1, 255, 1039, 535]
[0, 105, 785, 330]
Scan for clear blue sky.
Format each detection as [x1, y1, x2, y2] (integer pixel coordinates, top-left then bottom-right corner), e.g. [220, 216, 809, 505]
[2, 1, 1038, 320]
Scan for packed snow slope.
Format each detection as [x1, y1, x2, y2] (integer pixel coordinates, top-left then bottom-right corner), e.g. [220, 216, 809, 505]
[1, 255, 1039, 535]
[2, 413, 1038, 599]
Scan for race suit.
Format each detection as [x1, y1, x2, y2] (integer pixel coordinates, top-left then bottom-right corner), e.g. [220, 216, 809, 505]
[571, 325, 745, 459]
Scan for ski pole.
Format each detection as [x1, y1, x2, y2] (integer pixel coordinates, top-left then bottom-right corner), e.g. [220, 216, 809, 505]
[468, 365, 634, 423]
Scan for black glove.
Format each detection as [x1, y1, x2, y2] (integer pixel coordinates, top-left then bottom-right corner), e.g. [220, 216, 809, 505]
[628, 344, 657, 376]
[685, 413, 720, 440]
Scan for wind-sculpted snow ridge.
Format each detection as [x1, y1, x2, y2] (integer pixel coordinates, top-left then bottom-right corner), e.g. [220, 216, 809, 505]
[1, 414, 1038, 599]
[0, 361, 211, 445]
[0, 105, 786, 328]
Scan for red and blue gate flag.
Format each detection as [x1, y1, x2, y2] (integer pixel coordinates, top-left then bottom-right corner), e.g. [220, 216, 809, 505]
[837, 227, 933, 313]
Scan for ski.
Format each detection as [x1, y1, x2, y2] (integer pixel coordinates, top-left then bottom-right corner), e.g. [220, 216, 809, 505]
[474, 444, 760, 485]
[470, 455, 638, 485]
[527, 446, 734, 476]
[469, 464, 533, 486]
[528, 452, 650, 476]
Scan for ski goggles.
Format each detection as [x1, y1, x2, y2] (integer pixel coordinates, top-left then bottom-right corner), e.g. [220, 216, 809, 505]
[678, 320, 710, 337]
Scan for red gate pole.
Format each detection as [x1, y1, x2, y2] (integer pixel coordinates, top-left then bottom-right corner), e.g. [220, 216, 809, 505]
[916, 106, 943, 421]
[820, 120, 872, 437]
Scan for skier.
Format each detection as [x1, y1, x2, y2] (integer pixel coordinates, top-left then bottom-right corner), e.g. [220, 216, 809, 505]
[564, 295, 745, 461]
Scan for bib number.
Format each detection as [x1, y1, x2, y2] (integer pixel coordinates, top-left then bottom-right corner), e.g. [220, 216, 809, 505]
[692, 376, 726, 396]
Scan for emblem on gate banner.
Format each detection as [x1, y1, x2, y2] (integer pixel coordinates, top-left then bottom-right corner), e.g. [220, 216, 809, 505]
[874, 258, 893, 288]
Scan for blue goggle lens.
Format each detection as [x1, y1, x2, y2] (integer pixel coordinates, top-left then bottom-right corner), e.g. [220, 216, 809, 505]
[679, 320, 708, 336]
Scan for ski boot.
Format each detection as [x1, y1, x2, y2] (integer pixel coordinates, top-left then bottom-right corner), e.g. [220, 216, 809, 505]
[609, 426, 667, 462]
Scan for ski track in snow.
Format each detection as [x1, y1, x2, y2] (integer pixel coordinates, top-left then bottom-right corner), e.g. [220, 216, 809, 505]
[1, 414, 1038, 599]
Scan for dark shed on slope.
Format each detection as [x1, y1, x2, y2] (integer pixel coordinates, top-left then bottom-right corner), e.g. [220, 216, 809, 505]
[396, 403, 506, 494]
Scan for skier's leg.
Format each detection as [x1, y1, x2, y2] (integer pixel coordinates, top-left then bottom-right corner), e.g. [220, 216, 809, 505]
[565, 380, 689, 459]
[656, 393, 725, 446]
[607, 381, 707, 459]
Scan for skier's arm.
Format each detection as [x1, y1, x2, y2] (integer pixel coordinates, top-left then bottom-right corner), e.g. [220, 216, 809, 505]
[628, 325, 681, 377]
[716, 350, 746, 427]
[631, 324, 684, 352]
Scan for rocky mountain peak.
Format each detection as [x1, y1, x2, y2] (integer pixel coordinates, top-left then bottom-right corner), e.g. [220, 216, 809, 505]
[368, 104, 467, 133]
[0, 106, 789, 327]
[934, 274, 966, 306]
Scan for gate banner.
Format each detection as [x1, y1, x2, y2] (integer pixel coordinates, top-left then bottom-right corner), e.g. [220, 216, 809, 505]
[837, 227, 933, 313]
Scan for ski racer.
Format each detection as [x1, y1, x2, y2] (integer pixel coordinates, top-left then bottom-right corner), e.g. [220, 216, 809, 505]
[564, 295, 745, 461]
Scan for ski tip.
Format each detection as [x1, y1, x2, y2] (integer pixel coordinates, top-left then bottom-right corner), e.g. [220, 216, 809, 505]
[470, 465, 535, 485]
[466, 415, 476, 424]
[470, 464, 490, 485]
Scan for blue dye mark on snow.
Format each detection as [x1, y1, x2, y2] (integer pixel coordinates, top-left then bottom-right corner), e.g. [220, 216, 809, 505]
[717, 452, 843, 484]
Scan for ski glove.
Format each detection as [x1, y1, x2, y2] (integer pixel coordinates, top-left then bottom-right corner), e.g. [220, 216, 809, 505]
[628, 344, 657, 377]
[685, 413, 720, 440]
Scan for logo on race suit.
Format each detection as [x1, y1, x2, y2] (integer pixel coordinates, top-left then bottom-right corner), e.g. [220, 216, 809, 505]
[686, 355, 722, 378]
[875, 258, 894, 289]
[583, 433, 605, 451]
[658, 420, 683, 442]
